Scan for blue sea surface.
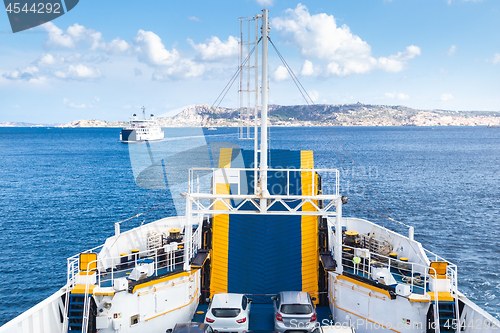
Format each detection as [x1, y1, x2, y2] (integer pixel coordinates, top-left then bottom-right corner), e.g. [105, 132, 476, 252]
[0, 126, 498, 325]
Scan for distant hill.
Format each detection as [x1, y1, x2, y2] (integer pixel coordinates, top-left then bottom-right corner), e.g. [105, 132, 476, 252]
[62, 119, 128, 128]
[2, 103, 500, 127]
[155, 103, 500, 127]
[0, 121, 54, 127]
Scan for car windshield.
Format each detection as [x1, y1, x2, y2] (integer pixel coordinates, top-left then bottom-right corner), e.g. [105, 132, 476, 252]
[212, 308, 241, 318]
[280, 304, 312, 314]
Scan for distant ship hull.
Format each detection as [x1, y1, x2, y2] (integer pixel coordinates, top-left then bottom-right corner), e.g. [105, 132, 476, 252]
[120, 128, 164, 142]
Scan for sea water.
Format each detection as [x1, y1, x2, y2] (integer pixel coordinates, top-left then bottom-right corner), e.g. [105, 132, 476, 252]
[0, 126, 498, 325]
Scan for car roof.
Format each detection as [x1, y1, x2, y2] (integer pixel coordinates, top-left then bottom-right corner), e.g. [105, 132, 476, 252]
[173, 323, 209, 333]
[211, 293, 244, 308]
[279, 291, 310, 304]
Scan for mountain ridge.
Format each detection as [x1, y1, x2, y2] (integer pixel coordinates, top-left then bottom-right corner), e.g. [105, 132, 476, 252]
[2, 103, 500, 127]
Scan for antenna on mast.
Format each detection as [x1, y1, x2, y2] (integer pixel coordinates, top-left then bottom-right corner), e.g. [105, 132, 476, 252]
[141, 106, 146, 120]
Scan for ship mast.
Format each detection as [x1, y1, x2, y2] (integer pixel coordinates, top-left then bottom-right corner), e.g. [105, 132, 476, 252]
[259, 9, 269, 212]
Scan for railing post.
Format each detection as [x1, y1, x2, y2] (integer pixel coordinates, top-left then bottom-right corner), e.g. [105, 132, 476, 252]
[410, 263, 414, 293]
[155, 250, 158, 276]
[115, 222, 120, 236]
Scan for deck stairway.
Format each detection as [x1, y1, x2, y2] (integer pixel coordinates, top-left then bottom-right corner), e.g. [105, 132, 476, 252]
[434, 301, 457, 332]
[67, 286, 95, 332]
[66, 253, 98, 332]
[428, 261, 458, 333]
[67, 293, 87, 331]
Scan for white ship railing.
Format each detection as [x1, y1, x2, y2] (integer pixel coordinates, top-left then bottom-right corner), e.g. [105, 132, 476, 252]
[187, 167, 341, 216]
[64, 228, 203, 333]
[189, 167, 339, 196]
[69, 245, 194, 288]
[339, 245, 462, 333]
[339, 245, 432, 293]
[190, 224, 203, 260]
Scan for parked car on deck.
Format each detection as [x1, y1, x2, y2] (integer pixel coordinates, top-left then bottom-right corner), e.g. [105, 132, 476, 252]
[205, 293, 252, 332]
[272, 291, 317, 333]
[168, 322, 215, 333]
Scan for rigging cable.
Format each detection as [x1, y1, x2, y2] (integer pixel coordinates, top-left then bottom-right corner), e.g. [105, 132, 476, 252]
[269, 37, 412, 233]
[116, 41, 260, 238]
[269, 38, 424, 260]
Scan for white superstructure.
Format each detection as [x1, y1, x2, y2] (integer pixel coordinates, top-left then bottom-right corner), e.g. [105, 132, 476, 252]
[120, 107, 164, 142]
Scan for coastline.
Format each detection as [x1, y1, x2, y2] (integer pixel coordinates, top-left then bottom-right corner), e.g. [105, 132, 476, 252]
[2, 103, 500, 128]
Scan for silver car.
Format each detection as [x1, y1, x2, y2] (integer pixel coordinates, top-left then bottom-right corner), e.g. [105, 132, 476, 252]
[272, 291, 317, 333]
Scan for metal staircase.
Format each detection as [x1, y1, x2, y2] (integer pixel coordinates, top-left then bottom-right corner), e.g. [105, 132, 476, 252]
[67, 293, 86, 331]
[437, 301, 457, 332]
[67, 289, 95, 332]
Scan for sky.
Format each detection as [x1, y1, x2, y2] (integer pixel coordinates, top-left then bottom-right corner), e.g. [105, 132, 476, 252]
[0, 0, 499, 124]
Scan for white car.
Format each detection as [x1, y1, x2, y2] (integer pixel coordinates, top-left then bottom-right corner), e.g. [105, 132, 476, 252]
[204, 293, 252, 332]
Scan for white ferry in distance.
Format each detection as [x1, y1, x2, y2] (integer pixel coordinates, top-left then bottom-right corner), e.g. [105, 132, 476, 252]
[120, 107, 164, 143]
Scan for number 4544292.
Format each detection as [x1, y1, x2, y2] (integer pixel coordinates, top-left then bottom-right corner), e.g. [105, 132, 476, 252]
[5, 2, 61, 14]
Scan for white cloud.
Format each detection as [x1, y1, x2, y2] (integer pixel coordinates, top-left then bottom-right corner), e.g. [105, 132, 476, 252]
[63, 98, 85, 108]
[42, 22, 129, 54]
[188, 16, 201, 22]
[152, 60, 205, 81]
[256, 0, 274, 6]
[55, 64, 102, 80]
[272, 4, 420, 77]
[43, 22, 101, 49]
[440, 93, 454, 101]
[36, 54, 65, 66]
[3, 61, 102, 82]
[448, 45, 457, 56]
[385, 92, 410, 100]
[105, 38, 130, 54]
[132, 30, 180, 67]
[2, 66, 40, 81]
[272, 65, 289, 81]
[301, 60, 315, 76]
[43, 22, 75, 48]
[69, 103, 86, 108]
[66, 53, 82, 62]
[132, 30, 206, 80]
[490, 53, 500, 64]
[188, 36, 239, 62]
[377, 46, 421, 72]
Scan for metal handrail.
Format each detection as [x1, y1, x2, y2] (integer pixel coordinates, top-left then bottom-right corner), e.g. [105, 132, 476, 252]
[340, 245, 431, 292]
[339, 245, 447, 332]
[67, 232, 204, 294]
[81, 260, 97, 333]
[189, 167, 340, 196]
